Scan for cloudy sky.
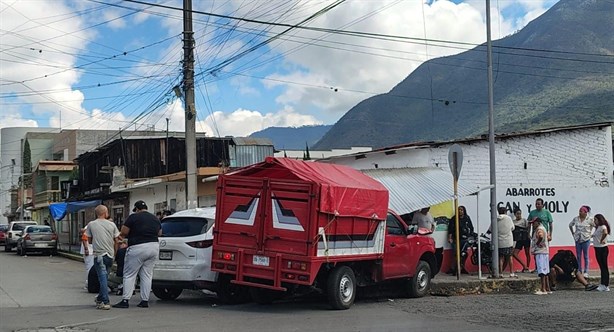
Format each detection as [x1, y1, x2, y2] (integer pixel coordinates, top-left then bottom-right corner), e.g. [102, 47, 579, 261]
[0, 0, 558, 137]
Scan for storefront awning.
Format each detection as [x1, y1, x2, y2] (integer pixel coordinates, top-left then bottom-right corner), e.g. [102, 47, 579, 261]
[49, 200, 101, 221]
[361, 167, 479, 215]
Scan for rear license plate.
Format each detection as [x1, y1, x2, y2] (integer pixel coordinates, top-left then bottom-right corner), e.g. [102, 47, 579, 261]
[159, 251, 172, 260]
[252, 255, 269, 266]
[34, 243, 47, 248]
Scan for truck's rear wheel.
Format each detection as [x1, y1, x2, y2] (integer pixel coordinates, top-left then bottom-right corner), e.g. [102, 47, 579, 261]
[152, 287, 183, 300]
[406, 260, 431, 298]
[249, 287, 283, 305]
[327, 266, 356, 310]
[217, 275, 250, 304]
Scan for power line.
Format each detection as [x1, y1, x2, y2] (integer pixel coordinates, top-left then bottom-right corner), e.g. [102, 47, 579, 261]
[120, 0, 614, 60]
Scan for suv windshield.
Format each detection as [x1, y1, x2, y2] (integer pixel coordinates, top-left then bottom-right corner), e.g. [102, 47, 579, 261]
[161, 217, 212, 237]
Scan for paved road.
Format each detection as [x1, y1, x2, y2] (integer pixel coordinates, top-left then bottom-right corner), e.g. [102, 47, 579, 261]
[0, 250, 612, 332]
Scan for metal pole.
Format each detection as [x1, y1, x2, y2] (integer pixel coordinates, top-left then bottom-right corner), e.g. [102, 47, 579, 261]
[20, 139, 25, 220]
[476, 189, 482, 279]
[486, 0, 499, 277]
[183, 0, 198, 209]
[474, 184, 495, 280]
[453, 154, 461, 280]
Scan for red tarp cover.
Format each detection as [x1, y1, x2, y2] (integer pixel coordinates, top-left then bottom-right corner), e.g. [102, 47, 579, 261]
[226, 157, 389, 220]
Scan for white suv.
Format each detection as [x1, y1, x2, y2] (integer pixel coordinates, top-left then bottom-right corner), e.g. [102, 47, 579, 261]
[4, 221, 37, 252]
[152, 207, 248, 304]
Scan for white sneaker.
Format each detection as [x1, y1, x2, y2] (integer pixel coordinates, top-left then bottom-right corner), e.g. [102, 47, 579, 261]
[583, 273, 589, 279]
[534, 290, 547, 295]
[596, 285, 608, 292]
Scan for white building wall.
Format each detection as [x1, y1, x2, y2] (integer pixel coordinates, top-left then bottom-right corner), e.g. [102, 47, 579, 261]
[125, 182, 187, 214]
[325, 126, 614, 249]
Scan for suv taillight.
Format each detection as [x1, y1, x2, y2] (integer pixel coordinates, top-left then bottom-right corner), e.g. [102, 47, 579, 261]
[186, 239, 213, 248]
[24, 234, 31, 240]
[51, 234, 58, 240]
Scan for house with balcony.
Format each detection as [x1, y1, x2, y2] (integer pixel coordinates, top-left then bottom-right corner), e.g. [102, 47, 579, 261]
[31, 160, 75, 224]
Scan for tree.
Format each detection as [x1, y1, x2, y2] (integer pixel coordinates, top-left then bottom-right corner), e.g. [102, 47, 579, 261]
[21, 139, 32, 188]
[303, 142, 311, 161]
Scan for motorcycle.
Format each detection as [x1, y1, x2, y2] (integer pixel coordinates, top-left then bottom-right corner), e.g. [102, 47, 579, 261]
[470, 233, 493, 273]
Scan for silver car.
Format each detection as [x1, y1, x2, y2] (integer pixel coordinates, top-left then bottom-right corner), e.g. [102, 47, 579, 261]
[4, 221, 37, 251]
[16, 225, 58, 256]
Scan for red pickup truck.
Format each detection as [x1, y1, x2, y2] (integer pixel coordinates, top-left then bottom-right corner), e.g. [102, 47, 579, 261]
[212, 157, 437, 309]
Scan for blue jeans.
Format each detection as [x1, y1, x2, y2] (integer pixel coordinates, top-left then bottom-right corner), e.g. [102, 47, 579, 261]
[94, 255, 113, 304]
[575, 240, 590, 273]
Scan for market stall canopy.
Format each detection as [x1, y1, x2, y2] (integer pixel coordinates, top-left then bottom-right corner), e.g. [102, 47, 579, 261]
[49, 200, 102, 221]
[361, 167, 478, 215]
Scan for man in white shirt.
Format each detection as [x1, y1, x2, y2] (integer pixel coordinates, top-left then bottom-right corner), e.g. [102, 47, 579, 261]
[412, 207, 436, 232]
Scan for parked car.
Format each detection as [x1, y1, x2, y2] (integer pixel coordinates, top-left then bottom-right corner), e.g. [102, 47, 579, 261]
[4, 221, 37, 252]
[152, 207, 249, 304]
[0, 224, 8, 245]
[16, 225, 58, 256]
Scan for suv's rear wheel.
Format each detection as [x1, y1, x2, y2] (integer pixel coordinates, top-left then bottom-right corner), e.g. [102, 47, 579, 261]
[152, 287, 183, 300]
[327, 265, 356, 310]
[216, 275, 250, 304]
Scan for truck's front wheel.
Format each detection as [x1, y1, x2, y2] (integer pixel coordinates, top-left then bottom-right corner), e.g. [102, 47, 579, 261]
[327, 266, 356, 310]
[406, 260, 431, 298]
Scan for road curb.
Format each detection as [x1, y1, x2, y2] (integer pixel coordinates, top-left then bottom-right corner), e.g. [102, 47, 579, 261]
[431, 274, 603, 296]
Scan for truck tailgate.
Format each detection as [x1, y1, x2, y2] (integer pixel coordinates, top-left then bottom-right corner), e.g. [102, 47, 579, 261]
[215, 176, 314, 257]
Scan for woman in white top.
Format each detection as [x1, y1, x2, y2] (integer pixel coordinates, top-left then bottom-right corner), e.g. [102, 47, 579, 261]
[568, 205, 594, 277]
[489, 207, 515, 278]
[592, 214, 610, 292]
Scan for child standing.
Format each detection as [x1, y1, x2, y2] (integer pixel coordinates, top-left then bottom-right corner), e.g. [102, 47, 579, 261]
[531, 218, 551, 295]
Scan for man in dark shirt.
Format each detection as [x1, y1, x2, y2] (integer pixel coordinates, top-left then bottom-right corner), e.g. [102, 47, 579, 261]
[113, 200, 161, 309]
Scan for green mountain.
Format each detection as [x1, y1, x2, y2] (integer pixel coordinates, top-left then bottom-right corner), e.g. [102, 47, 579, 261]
[249, 125, 332, 150]
[314, 0, 614, 149]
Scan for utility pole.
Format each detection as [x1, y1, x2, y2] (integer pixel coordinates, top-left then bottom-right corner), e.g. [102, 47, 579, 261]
[486, 0, 499, 277]
[166, 118, 170, 175]
[166, 117, 170, 208]
[183, 0, 198, 209]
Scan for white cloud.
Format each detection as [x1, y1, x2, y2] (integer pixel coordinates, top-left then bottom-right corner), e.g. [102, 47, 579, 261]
[0, 115, 39, 129]
[102, 9, 127, 30]
[197, 106, 321, 137]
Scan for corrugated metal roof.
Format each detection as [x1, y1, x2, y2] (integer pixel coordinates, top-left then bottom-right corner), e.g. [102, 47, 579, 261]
[232, 137, 273, 146]
[361, 167, 478, 215]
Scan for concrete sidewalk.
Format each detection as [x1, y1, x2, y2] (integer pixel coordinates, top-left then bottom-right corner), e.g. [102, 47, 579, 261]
[59, 249, 607, 297]
[431, 269, 606, 296]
